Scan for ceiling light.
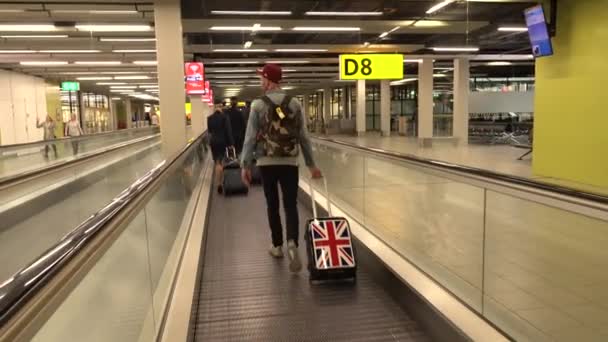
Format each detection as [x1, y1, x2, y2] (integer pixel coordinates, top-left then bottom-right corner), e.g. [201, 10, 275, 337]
[390, 78, 417, 85]
[432, 47, 479, 52]
[19, 61, 68, 66]
[75, 25, 152, 32]
[114, 75, 150, 80]
[111, 97, 122, 100]
[74, 61, 122, 66]
[274, 48, 328, 52]
[53, 10, 138, 14]
[498, 27, 528, 32]
[304, 11, 383, 16]
[211, 10, 292, 15]
[40, 49, 101, 53]
[363, 42, 370, 47]
[0, 35, 68, 39]
[113, 49, 156, 53]
[212, 75, 257, 79]
[110, 89, 133, 92]
[207, 69, 255, 73]
[210, 26, 281, 32]
[212, 61, 260, 64]
[404, 59, 423, 63]
[133, 60, 157, 65]
[379, 32, 389, 38]
[139, 85, 158, 88]
[0, 24, 57, 31]
[213, 49, 268, 52]
[77, 76, 113, 80]
[282, 86, 296, 90]
[0, 50, 36, 54]
[426, 0, 456, 14]
[266, 60, 310, 64]
[244, 41, 253, 49]
[110, 85, 137, 89]
[487, 61, 513, 66]
[434, 74, 448, 77]
[100, 71, 154, 74]
[100, 37, 156, 42]
[414, 20, 447, 27]
[97, 82, 126, 85]
[293, 27, 360, 32]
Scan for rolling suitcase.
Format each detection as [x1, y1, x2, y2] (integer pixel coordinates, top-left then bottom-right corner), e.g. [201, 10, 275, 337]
[305, 178, 357, 283]
[223, 147, 248, 196]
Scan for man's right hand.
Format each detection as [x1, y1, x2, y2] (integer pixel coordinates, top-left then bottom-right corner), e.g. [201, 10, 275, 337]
[309, 166, 322, 179]
[241, 168, 252, 187]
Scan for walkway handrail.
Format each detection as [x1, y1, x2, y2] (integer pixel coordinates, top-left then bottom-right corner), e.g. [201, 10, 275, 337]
[312, 136, 608, 206]
[0, 134, 160, 187]
[0, 132, 207, 329]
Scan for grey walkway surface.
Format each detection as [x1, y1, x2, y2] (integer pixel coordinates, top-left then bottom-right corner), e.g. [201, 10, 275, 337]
[191, 187, 431, 342]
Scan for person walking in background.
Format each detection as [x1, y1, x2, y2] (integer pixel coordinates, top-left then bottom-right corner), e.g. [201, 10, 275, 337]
[36, 114, 58, 158]
[207, 99, 234, 194]
[65, 114, 84, 155]
[241, 63, 322, 273]
[226, 97, 246, 154]
[151, 109, 160, 126]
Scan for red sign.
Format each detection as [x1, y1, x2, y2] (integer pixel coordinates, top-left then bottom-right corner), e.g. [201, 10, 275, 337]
[185, 62, 205, 95]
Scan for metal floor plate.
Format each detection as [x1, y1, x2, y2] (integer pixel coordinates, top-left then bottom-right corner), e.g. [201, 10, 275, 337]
[191, 187, 431, 342]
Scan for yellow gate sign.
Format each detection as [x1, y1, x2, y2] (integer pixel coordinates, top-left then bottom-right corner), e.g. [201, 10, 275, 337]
[339, 54, 404, 80]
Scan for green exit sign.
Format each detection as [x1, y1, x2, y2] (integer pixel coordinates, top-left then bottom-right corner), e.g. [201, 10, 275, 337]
[61, 81, 80, 91]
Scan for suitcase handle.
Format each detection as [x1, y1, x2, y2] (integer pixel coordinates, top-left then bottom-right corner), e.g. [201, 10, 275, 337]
[225, 146, 237, 160]
[309, 176, 332, 219]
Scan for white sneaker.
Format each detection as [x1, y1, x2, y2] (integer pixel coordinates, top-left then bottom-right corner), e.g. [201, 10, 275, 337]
[287, 240, 302, 273]
[269, 245, 284, 258]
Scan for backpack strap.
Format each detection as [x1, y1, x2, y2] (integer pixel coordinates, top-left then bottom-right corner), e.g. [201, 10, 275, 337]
[280, 95, 292, 109]
[260, 95, 275, 109]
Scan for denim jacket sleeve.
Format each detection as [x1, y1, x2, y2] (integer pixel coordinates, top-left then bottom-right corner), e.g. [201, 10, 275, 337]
[240, 99, 262, 168]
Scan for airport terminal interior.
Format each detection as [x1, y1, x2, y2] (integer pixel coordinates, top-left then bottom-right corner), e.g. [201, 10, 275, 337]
[0, 0, 607, 341]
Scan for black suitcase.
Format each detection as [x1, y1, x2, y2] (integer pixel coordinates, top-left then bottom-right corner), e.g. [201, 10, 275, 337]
[223, 147, 248, 196]
[305, 178, 356, 283]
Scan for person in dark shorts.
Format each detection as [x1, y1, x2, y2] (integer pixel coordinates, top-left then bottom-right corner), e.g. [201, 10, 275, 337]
[226, 96, 246, 154]
[207, 99, 234, 194]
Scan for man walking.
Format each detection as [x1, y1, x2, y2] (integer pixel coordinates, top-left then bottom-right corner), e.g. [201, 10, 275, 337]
[241, 64, 322, 273]
[226, 97, 246, 154]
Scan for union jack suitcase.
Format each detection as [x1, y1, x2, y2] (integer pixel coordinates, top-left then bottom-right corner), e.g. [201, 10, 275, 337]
[305, 178, 356, 282]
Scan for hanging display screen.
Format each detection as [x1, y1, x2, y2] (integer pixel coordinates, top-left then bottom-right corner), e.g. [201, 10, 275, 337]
[184, 62, 206, 94]
[524, 5, 554, 58]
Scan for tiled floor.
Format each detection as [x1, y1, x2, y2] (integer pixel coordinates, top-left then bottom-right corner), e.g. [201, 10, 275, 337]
[326, 133, 608, 196]
[308, 140, 608, 342]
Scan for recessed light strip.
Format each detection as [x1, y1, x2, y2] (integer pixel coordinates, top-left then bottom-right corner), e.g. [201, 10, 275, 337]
[498, 27, 528, 32]
[426, 0, 456, 14]
[211, 10, 291, 15]
[305, 11, 383, 16]
[432, 47, 479, 52]
[293, 27, 360, 32]
[100, 38, 156, 42]
[1, 35, 68, 39]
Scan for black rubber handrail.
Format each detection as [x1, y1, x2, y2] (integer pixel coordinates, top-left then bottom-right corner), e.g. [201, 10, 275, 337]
[0, 126, 158, 151]
[313, 136, 608, 206]
[0, 132, 206, 327]
[0, 134, 160, 187]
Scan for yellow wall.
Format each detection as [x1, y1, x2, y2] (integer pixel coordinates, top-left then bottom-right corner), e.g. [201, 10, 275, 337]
[533, 0, 608, 188]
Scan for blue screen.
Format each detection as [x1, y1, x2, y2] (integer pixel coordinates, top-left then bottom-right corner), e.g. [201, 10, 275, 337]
[525, 5, 553, 57]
